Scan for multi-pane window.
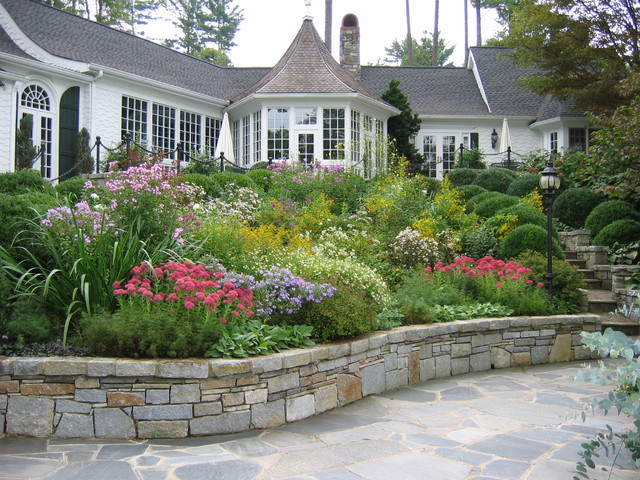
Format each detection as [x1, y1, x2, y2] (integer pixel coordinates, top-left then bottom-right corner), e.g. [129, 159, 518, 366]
[121, 96, 148, 141]
[322, 108, 345, 160]
[296, 107, 317, 125]
[180, 110, 201, 153]
[21, 85, 50, 110]
[442, 135, 456, 172]
[550, 132, 558, 153]
[241, 115, 251, 166]
[268, 108, 289, 160]
[568, 128, 586, 152]
[252, 111, 262, 163]
[423, 135, 437, 178]
[205, 116, 221, 157]
[40, 116, 53, 178]
[351, 110, 361, 165]
[298, 133, 315, 165]
[152, 103, 175, 154]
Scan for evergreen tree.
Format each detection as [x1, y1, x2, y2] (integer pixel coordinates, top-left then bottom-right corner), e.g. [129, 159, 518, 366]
[15, 115, 37, 171]
[76, 128, 95, 175]
[385, 33, 455, 66]
[380, 79, 422, 170]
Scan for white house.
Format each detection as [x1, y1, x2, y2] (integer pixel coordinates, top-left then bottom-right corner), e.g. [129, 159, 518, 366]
[0, 0, 589, 181]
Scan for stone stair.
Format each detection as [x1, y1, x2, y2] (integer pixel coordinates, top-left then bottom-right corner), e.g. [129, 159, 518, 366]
[560, 231, 639, 336]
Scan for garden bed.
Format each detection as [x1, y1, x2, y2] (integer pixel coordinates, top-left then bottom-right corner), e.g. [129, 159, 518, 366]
[0, 314, 600, 440]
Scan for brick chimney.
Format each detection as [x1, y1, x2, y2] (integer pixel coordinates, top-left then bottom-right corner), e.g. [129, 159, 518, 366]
[340, 14, 360, 80]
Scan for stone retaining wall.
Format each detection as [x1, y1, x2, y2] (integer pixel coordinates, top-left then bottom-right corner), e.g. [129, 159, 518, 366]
[0, 315, 600, 440]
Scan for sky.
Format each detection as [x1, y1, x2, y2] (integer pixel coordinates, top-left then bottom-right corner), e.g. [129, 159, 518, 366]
[147, 0, 503, 68]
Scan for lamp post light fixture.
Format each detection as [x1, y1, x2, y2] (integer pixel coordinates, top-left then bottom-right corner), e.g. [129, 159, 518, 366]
[490, 128, 498, 149]
[539, 155, 561, 297]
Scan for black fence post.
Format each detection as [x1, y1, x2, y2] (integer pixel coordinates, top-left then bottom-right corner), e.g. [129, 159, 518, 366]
[124, 132, 132, 161]
[507, 146, 511, 169]
[459, 143, 464, 168]
[95, 136, 101, 174]
[220, 152, 225, 172]
[40, 141, 46, 177]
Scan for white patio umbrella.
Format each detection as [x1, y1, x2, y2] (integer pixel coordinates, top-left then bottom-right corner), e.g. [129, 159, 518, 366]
[214, 112, 235, 167]
[499, 117, 512, 153]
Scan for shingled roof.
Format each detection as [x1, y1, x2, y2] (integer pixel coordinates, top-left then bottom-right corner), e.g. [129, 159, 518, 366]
[2, 0, 262, 101]
[230, 19, 382, 104]
[361, 66, 489, 117]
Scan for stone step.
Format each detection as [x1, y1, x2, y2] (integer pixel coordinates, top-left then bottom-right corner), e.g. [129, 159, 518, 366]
[563, 250, 578, 260]
[578, 269, 595, 279]
[567, 258, 586, 269]
[586, 289, 619, 314]
[599, 312, 640, 336]
[583, 278, 602, 290]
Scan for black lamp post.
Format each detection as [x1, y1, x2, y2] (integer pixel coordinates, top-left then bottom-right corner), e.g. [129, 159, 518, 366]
[490, 129, 498, 149]
[539, 156, 561, 297]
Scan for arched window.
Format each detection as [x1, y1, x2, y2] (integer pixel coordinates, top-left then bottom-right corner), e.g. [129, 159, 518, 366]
[21, 84, 51, 111]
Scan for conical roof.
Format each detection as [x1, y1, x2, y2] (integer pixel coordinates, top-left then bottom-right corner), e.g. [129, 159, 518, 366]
[230, 19, 381, 103]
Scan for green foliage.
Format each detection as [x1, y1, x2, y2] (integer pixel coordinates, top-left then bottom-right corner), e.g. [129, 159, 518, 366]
[0, 169, 53, 195]
[496, 204, 548, 231]
[585, 200, 639, 237]
[466, 191, 509, 213]
[498, 224, 564, 260]
[474, 195, 521, 218]
[573, 329, 640, 478]
[461, 226, 498, 259]
[381, 79, 422, 168]
[76, 127, 94, 175]
[607, 241, 640, 266]
[384, 32, 455, 66]
[506, 173, 541, 197]
[244, 169, 273, 192]
[513, 250, 586, 312]
[55, 176, 87, 203]
[447, 168, 479, 187]
[0, 192, 59, 252]
[5, 297, 55, 344]
[181, 156, 220, 176]
[205, 321, 314, 358]
[593, 219, 640, 248]
[208, 171, 257, 192]
[433, 303, 513, 322]
[295, 284, 378, 343]
[82, 306, 225, 358]
[553, 188, 601, 230]
[181, 173, 224, 198]
[458, 184, 487, 202]
[472, 168, 515, 193]
[454, 149, 487, 170]
[15, 115, 37, 170]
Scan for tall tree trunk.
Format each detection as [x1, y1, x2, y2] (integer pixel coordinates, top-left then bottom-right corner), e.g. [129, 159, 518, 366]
[325, 0, 332, 54]
[432, 0, 439, 66]
[464, 0, 469, 64]
[405, 0, 414, 66]
[476, 3, 482, 45]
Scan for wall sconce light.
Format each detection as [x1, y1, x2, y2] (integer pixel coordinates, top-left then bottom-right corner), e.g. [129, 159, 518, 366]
[490, 128, 498, 149]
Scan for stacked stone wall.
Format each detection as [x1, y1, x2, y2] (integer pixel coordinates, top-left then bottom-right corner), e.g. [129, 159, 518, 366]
[0, 315, 600, 439]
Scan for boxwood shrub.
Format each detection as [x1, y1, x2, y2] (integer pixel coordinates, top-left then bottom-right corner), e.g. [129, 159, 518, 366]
[447, 168, 479, 187]
[506, 173, 541, 197]
[593, 219, 640, 248]
[466, 191, 510, 213]
[458, 184, 487, 202]
[553, 188, 601, 229]
[0, 169, 54, 195]
[585, 200, 640, 237]
[498, 224, 564, 260]
[55, 176, 87, 202]
[182, 173, 224, 198]
[474, 195, 521, 218]
[472, 168, 515, 193]
[244, 168, 273, 192]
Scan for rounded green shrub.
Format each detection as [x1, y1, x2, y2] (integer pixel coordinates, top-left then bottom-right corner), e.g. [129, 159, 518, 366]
[553, 188, 601, 229]
[585, 200, 640, 237]
[55, 176, 87, 202]
[506, 173, 541, 197]
[295, 284, 378, 342]
[458, 184, 487, 202]
[498, 224, 564, 260]
[466, 191, 509, 213]
[461, 226, 498, 259]
[472, 168, 515, 193]
[495, 205, 548, 230]
[182, 173, 223, 198]
[209, 171, 258, 192]
[0, 192, 59, 251]
[0, 169, 54, 195]
[593, 219, 640, 248]
[474, 195, 521, 218]
[447, 168, 479, 187]
[244, 169, 273, 192]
